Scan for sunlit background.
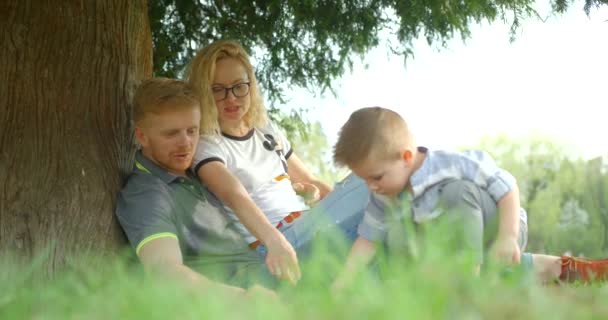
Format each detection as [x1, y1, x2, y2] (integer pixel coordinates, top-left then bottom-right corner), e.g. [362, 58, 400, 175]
[281, 3, 608, 161]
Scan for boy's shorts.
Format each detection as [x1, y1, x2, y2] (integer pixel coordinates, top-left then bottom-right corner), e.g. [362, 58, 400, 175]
[427, 179, 528, 262]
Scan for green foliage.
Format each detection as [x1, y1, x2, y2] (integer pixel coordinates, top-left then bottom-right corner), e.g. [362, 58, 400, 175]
[148, 0, 607, 138]
[149, 1, 607, 101]
[151, 0, 599, 102]
[288, 121, 347, 184]
[150, 0, 384, 102]
[472, 134, 608, 257]
[265, 107, 349, 184]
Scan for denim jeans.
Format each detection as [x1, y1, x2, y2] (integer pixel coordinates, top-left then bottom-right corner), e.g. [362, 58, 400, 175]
[256, 173, 370, 257]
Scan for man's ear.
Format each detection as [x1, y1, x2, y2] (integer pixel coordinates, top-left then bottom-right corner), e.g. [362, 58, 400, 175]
[134, 126, 147, 147]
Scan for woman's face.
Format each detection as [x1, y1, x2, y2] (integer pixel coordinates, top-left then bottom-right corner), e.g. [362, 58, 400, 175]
[211, 57, 251, 127]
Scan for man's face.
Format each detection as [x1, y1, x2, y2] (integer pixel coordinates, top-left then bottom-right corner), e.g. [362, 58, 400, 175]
[135, 105, 201, 176]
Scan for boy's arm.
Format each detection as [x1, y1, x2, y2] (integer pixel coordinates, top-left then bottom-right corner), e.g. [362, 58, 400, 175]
[331, 236, 378, 292]
[287, 153, 333, 198]
[493, 185, 521, 265]
[138, 237, 276, 298]
[459, 151, 521, 265]
[198, 161, 300, 284]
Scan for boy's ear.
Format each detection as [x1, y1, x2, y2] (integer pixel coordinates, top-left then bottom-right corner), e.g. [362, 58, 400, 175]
[401, 149, 414, 164]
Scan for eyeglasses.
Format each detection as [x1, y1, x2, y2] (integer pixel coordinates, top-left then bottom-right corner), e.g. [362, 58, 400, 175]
[212, 82, 251, 101]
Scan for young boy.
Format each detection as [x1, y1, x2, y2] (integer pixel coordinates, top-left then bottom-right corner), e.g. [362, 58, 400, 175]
[332, 106, 608, 287]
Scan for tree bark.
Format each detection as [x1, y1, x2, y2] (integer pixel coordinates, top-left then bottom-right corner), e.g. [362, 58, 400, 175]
[0, 1, 152, 276]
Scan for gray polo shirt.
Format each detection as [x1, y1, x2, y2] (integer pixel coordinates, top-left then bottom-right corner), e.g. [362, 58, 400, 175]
[116, 151, 263, 280]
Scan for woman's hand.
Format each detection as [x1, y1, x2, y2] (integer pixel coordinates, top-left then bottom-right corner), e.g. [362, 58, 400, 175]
[264, 232, 301, 285]
[292, 182, 321, 206]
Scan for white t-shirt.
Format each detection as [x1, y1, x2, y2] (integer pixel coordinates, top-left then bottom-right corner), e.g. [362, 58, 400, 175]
[192, 122, 308, 242]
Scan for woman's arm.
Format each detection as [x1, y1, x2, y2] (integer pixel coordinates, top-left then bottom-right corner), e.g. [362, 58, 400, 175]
[286, 153, 333, 198]
[198, 162, 301, 284]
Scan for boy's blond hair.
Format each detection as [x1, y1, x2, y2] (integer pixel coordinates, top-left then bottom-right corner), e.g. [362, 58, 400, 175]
[133, 77, 200, 124]
[187, 40, 267, 135]
[334, 107, 414, 167]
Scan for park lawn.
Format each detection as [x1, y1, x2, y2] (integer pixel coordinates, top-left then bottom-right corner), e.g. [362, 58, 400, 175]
[2, 247, 607, 320]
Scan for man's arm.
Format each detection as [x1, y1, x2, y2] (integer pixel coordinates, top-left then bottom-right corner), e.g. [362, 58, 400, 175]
[138, 237, 245, 294]
[138, 236, 274, 297]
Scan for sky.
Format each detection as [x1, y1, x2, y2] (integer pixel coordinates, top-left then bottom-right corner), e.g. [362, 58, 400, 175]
[279, 3, 608, 160]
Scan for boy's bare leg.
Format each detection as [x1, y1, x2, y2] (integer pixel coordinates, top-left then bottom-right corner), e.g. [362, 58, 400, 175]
[529, 254, 561, 283]
[528, 254, 608, 283]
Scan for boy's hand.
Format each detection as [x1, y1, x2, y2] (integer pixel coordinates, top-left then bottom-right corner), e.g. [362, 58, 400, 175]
[246, 284, 279, 301]
[264, 234, 301, 285]
[330, 278, 348, 295]
[292, 182, 321, 206]
[491, 234, 520, 265]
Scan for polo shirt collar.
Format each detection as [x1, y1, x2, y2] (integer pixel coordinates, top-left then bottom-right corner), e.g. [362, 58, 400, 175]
[401, 146, 429, 200]
[134, 150, 182, 184]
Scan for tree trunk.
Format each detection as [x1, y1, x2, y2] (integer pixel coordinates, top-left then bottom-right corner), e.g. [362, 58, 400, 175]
[0, 1, 152, 277]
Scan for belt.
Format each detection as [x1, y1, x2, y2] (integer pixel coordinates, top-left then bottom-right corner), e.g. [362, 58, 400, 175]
[248, 211, 302, 250]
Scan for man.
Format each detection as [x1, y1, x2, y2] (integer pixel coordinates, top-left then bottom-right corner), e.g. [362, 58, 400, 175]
[115, 77, 275, 296]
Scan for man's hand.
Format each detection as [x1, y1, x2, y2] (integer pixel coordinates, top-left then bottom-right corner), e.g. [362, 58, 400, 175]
[264, 234, 301, 285]
[491, 234, 520, 265]
[292, 182, 321, 206]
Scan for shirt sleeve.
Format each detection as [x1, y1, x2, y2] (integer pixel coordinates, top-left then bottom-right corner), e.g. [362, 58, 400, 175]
[357, 194, 388, 242]
[192, 135, 227, 174]
[459, 150, 517, 202]
[115, 175, 178, 255]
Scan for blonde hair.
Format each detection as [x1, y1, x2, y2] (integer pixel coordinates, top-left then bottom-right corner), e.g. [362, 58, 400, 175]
[334, 107, 414, 167]
[187, 40, 267, 135]
[132, 77, 200, 124]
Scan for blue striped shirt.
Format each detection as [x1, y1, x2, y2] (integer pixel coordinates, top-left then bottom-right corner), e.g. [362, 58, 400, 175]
[358, 147, 522, 242]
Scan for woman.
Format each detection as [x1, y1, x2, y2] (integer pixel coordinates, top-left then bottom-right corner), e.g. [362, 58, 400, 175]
[187, 40, 369, 284]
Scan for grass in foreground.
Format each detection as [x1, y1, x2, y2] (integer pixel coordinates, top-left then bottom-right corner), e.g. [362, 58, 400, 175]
[2, 242, 608, 320]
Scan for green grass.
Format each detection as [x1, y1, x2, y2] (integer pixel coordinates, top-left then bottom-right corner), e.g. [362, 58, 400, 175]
[2, 243, 608, 320]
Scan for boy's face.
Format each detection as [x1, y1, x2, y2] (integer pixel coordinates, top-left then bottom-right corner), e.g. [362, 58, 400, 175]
[135, 105, 201, 176]
[351, 155, 412, 198]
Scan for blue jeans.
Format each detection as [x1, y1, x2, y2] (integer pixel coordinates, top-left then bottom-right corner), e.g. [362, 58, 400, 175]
[256, 173, 370, 257]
